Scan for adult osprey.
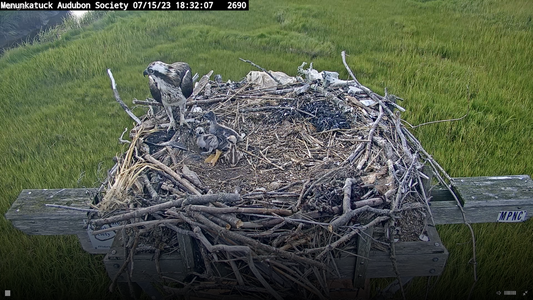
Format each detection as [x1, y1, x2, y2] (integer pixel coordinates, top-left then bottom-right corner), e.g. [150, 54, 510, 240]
[143, 61, 193, 130]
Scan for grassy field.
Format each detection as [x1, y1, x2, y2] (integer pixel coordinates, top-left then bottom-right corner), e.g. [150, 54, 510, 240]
[0, 1, 532, 299]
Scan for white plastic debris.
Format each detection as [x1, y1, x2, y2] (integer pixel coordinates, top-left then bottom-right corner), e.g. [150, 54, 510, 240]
[297, 62, 322, 82]
[348, 86, 364, 95]
[360, 100, 377, 106]
[246, 71, 298, 90]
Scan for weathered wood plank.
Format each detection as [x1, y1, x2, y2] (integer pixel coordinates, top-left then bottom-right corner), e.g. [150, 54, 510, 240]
[353, 226, 373, 287]
[104, 228, 195, 283]
[454, 175, 533, 205]
[335, 226, 447, 279]
[5, 188, 97, 235]
[429, 175, 533, 224]
[365, 225, 448, 278]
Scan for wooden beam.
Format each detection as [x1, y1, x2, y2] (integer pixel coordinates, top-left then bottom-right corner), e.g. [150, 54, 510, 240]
[430, 175, 533, 224]
[353, 226, 373, 287]
[335, 226, 448, 279]
[5, 188, 97, 235]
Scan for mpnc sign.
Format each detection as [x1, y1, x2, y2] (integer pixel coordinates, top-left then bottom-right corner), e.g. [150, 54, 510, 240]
[497, 211, 527, 223]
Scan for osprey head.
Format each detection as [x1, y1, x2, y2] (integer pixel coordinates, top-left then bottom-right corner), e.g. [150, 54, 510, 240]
[143, 61, 171, 77]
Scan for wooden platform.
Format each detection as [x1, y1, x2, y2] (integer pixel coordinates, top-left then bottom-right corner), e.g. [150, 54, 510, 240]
[4, 175, 532, 289]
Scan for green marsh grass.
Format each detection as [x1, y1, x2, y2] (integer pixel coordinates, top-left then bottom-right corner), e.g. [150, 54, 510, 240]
[0, 1, 531, 299]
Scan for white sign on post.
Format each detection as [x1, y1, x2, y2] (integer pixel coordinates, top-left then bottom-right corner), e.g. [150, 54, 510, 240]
[496, 211, 527, 223]
[85, 221, 120, 250]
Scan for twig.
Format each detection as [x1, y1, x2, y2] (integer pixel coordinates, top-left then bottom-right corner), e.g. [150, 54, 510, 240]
[143, 153, 202, 195]
[45, 204, 98, 213]
[329, 205, 391, 232]
[389, 226, 407, 300]
[239, 58, 282, 85]
[193, 212, 329, 270]
[341, 51, 362, 87]
[357, 104, 384, 170]
[186, 205, 293, 216]
[193, 226, 251, 254]
[269, 261, 326, 300]
[109, 229, 141, 292]
[107, 69, 142, 125]
[342, 178, 356, 214]
[91, 193, 240, 227]
[240, 148, 284, 170]
[246, 255, 284, 300]
[119, 128, 131, 144]
[91, 218, 183, 235]
[318, 216, 390, 259]
[404, 86, 472, 129]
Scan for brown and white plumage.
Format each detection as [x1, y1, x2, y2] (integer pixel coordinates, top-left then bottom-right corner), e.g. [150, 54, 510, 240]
[143, 61, 193, 130]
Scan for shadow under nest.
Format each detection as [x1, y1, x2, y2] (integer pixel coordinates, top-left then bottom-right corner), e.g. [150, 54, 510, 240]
[90, 61, 434, 300]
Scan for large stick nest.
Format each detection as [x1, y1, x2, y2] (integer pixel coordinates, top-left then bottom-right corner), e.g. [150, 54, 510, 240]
[90, 55, 435, 299]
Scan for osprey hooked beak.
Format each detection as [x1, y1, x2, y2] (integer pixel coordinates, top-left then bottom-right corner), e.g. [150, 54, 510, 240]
[143, 68, 151, 77]
[143, 61, 168, 77]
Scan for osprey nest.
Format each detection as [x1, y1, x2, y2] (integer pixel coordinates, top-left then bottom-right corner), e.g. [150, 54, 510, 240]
[91, 52, 439, 299]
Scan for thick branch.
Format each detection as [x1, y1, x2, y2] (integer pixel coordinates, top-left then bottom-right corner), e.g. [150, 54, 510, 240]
[187, 205, 292, 216]
[91, 193, 240, 227]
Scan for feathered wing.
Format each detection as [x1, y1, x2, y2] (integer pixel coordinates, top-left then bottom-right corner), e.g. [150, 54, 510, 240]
[144, 61, 193, 129]
[170, 62, 193, 98]
[148, 75, 162, 103]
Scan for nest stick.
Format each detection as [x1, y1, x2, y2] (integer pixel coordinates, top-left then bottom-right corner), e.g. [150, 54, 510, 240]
[187, 205, 293, 216]
[109, 229, 141, 292]
[107, 69, 142, 125]
[357, 105, 384, 170]
[354, 197, 384, 209]
[342, 178, 356, 214]
[246, 255, 284, 300]
[240, 148, 284, 170]
[239, 58, 282, 85]
[140, 174, 159, 201]
[91, 193, 240, 227]
[227, 254, 245, 286]
[269, 260, 326, 300]
[329, 205, 391, 232]
[341, 51, 362, 87]
[144, 154, 202, 195]
[319, 215, 390, 259]
[193, 212, 329, 270]
[45, 204, 98, 213]
[193, 226, 251, 255]
[91, 218, 183, 235]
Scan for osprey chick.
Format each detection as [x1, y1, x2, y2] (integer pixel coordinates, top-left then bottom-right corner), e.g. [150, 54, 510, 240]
[143, 61, 193, 130]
